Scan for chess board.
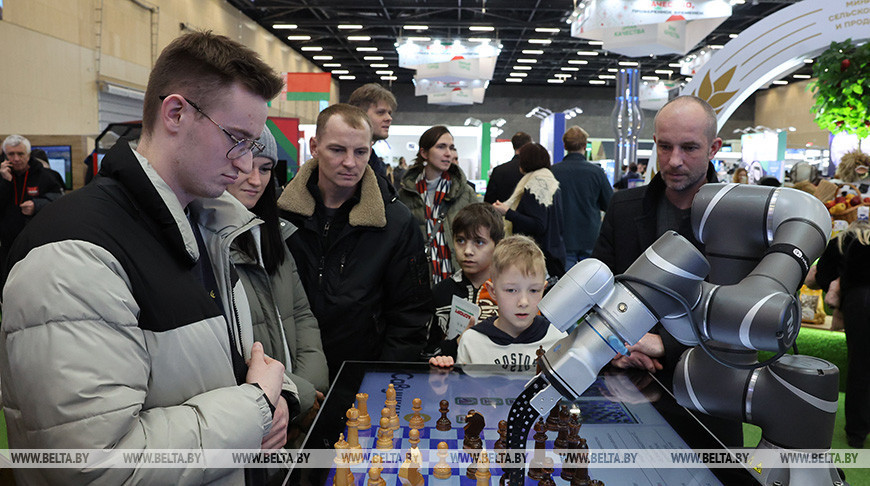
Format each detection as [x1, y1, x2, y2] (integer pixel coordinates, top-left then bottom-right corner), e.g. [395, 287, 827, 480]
[303, 365, 733, 485]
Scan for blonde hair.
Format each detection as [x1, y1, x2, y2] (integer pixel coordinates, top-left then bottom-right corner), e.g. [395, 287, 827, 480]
[835, 220, 870, 254]
[492, 235, 546, 280]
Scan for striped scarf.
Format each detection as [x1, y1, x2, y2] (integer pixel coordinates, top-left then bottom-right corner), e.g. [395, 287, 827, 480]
[417, 171, 453, 284]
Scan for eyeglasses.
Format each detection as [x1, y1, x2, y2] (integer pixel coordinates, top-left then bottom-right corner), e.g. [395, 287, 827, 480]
[159, 95, 264, 160]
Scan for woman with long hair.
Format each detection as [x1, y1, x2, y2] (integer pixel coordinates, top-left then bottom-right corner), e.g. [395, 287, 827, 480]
[812, 215, 870, 448]
[492, 142, 566, 278]
[226, 128, 328, 442]
[398, 125, 477, 284]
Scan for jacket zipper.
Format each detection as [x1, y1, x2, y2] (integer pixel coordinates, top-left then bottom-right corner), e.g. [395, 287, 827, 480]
[318, 221, 331, 285]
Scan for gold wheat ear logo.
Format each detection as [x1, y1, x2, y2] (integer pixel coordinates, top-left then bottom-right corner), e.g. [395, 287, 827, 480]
[694, 66, 738, 115]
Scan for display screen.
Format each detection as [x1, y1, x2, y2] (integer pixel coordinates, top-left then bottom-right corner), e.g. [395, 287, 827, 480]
[32, 145, 73, 190]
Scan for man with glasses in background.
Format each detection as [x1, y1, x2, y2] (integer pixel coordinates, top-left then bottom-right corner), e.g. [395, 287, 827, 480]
[0, 31, 295, 484]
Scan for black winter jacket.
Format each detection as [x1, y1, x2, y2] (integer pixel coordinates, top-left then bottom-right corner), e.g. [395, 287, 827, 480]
[278, 159, 433, 379]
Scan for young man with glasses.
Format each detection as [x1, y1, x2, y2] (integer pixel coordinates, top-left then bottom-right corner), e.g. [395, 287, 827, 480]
[0, 32, 292, 484]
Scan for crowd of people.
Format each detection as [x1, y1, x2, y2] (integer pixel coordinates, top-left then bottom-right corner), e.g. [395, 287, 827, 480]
[0, 29, 865, 485]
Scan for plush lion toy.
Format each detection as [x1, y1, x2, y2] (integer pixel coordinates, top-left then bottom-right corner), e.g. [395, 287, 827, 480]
[835, 149, 870, 182]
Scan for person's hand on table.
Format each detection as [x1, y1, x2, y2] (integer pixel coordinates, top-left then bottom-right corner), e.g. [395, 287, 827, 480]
[428, 356, 454, 368]
[610, 334, 664, 373]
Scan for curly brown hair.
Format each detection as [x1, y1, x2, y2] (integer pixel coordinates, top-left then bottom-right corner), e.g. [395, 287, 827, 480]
[835, 149, 870, 183]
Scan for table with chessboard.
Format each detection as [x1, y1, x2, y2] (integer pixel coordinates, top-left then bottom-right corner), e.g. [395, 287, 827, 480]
[296, 362, 754, 485]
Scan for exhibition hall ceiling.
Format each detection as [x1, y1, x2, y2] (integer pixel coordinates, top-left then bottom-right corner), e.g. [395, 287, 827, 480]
[230, 0, 807, 88]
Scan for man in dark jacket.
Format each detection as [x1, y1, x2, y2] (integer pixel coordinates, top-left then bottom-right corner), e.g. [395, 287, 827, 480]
[483, 131, 531, 204]
[0, 135, 63, 271]
[551, 126, 611, 270]
[592, 95, 744, 447]
[278, 103, 432, 379]
[348, 83, 396, 179]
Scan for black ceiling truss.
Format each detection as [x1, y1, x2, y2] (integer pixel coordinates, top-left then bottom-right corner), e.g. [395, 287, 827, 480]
[229, 0, 808, 87]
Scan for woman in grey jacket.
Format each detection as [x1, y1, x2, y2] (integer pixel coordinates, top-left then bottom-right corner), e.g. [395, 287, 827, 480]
[227, 129, 329, 439]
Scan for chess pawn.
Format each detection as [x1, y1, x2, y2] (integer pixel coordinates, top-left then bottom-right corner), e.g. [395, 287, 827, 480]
[528, 419, 546, 480]
[493, 420, 507, 450]
[537, 457, 556, 486]
[376, 415, 393, 450]
[367, 455, 386, 486]
[408, 397, 425, 430]
[433, 441, 452, 480]
[554, 405, 570, 450]
[408, 428, 422, 463]
[475, 448, 492, 485]
[357, 392, 371, 430]
[436, 399, 452, 431]
[535, 345, 545, 374]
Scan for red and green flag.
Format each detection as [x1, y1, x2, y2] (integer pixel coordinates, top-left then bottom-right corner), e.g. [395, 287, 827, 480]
[285, 72, 331, 102]
[266, 117, 300, 179]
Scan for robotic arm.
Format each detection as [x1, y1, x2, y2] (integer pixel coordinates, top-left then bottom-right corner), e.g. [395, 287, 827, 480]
[504, 184, 842, 486]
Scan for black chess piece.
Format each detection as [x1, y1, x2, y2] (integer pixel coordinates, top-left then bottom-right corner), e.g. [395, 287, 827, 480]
[538, 458, 557, 486]
[436, 399, 452, 431]
[562, 413, 582, 481]
[528, 418, 547, 480]
[554, 404, 571, 449]
[493, 420, 507, 450]
[546, 400, 561, 432]
[535, 345, 545, 374]
[463, 410, 484, 450]
[570, 438, 590, 485]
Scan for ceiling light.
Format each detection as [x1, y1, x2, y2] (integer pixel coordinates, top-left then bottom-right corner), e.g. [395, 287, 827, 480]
[357, 47, 378, 52]
[554, 73, 571, 79]
[772, 80, 788, 85]
[804, 59, 814, 63]
[375, 70, 393, 75]
[535, 27, 560, 33]
[510, 72, 528, 77]
[381, 76, 397, 81]
[685, 77, 693, 82]
[301, 46, 322, 51]
[323, 63, 341, 67]
[729, 33, 739, 38]
[370, 63, 389, 68]
[506, 78, 523, 83]
[331, 70, 349, 75]
[513, 65, 532, 70]
[363, 56, 384, 61]
[522, 49, 544, 55]
[589, 80, 606, 85]
[337, 24, 363, 30]
[313, 55, 333, 60]
[468, 38, 492, 43]
[668, 62, 681, 67]
[588, 40, 604, 46]
[607, 68, 619, 72]
[339, 75, 356, 80]
[407, 36, 431, 42]
[619, 61, 639, 66]
[642, 76, 660, 81]
[348, 36, 371, 41]
[709, 44, 724, 49]
[548, 79, 565, 84]
[287, 35, 311, 41]
[577, 50, 599, 56]
[272, 24, 297, 29]
[517, 59, 537, 63]
[561, 67, 579, 71]
[529, 39, 552, 45]
[793, 74, 811, 79]
[568, 60, 588, 65]
[655, 69, 673, 75]
[404, 25, 429, 30]
[469, 26, 495, 31]
[599, 74, 616, 79]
